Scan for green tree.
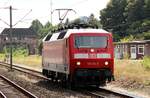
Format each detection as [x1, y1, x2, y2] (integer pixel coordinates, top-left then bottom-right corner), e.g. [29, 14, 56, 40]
[125, 0, 145, 22]
[67, 15, 101, 28]
[144, 0, 150, 18]
[39, 21, 53, 39]
[100, 0, 127, 40]
[124, 0, 150, 36]
[30, 20, 54, 54]
[89, 14, 101, 28]
[30, 19, 43, 34]
[100, 0, 150, 41]
[143, 30, 150, 40]
[100, 0, 127, 28]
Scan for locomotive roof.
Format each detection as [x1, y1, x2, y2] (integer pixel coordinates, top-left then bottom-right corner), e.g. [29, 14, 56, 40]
[43, 29, 109, 42]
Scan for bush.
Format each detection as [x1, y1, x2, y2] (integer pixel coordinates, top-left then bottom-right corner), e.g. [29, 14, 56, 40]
[143, 30, 150, 40]
[120, 35, 135, 42]
[142, 56, 150, 70]
[2, 46, 29, 57]
[13, 47, 29, 57]
[123, 53, 129, 59]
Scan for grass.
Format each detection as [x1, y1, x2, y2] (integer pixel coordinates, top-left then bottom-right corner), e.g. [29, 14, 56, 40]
[142, 56, 150, 70]
[0, 54, 5, 60]
[114, 59, 150, 85]
[0, 53, 41, 69]
[13, 55, 42, 68]
[0, 53, 150, 86]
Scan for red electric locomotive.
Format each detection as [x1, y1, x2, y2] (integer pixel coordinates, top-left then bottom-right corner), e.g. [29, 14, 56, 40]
[42, 28, 114, 87]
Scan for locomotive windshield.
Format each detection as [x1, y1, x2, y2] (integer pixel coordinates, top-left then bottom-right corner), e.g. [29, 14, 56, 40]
[75, 36, 107, 48]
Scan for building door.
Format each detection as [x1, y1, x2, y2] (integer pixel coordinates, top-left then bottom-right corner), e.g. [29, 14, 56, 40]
[130, 46, 136, 59]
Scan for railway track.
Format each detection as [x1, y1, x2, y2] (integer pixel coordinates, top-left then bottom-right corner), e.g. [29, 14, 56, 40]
[0, 90, 7, 98]
[0, 75, 38, 98]
[0, 61, 142, 98]
[0, 61, 48, 80]
[86, 87, 135, 98]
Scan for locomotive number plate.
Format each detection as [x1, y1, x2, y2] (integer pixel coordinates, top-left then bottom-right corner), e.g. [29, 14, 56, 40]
[87, 62, 99, 65]
[88, 53, 96, 58]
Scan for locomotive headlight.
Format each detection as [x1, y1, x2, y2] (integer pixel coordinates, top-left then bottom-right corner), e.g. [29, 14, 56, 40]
[104, 61, 109, 66]
[76, 61, 81, 66]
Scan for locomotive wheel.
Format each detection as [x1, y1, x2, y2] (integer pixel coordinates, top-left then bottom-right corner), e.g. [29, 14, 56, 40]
[61, 80, 66, 87]
[100, 80, 106, 86]
[63, 81, 77, 89]
[96, 84, 100, 88]
[67, 81, 72, 89]
[60, 79, 70, 89]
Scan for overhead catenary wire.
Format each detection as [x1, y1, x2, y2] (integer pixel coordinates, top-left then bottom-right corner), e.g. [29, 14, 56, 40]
[13, 9, 32, 26]
[0, 6, 9, 9]
[1, 0, 90, 26]
[0, 6, 32, 27]
[0, 0, 90, 26]
[17, 15, 51, 22]
[0, 27, 6, 28]
[49, 0, 89, 24]
[0, 6, 18, 10]
[0, 18, 9, 26]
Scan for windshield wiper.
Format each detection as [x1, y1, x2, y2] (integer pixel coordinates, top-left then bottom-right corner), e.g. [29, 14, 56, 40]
[78, 46, 91, 48]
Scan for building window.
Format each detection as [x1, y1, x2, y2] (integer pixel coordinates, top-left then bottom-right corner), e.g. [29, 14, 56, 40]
[138, 45, 144, 55]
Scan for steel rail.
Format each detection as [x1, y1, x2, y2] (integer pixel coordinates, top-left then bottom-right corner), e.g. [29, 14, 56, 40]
[85, 86, 136, 98]
[85, 91, 106, 98]
[0, 91, 7, 98]
[87, 90, 132, 98]
[98, 87, 134, 98]
[0, 62, 51, 82]
[0, 75, 38, 98]
[0, 61, 41, 74]
[0, 61, 48, 80]
[0, 61, 140, 98]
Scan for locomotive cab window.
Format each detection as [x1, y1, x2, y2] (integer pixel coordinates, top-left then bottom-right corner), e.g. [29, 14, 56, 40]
[45, 34, 52, 41]
[75, 36, 107, 48]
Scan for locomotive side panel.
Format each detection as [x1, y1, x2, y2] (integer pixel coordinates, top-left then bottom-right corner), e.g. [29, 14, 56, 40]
[42, 39, 69, 74]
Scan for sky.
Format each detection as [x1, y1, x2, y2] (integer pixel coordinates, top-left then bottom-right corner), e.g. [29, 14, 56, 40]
[0, 0, 110, 31]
